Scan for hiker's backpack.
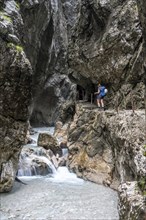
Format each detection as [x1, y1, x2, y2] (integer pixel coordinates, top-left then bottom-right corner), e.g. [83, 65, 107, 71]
[104, 88, 108, 95]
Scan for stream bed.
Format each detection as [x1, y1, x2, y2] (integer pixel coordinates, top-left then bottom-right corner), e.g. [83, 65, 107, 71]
[0, 175, 119, 220]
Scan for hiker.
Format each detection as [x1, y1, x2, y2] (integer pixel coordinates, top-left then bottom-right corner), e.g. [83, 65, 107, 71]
[94, 82, 107, 110]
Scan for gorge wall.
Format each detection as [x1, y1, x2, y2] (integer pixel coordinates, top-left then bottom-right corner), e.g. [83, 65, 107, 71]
[68, 0, 145, 110]
[0, 0, 32, 192]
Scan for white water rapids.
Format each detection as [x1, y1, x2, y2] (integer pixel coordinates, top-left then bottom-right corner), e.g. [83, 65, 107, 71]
[0, 127, 119, 220]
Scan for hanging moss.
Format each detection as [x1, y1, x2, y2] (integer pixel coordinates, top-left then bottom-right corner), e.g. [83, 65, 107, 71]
[7, 43, 23, 53]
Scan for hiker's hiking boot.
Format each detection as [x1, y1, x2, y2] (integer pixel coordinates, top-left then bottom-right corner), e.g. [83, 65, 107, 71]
[97, 107, 105, 111]
[99, 107, 105, 111]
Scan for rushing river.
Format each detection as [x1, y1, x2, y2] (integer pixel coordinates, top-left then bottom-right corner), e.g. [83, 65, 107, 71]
[0, 127, 119, 220]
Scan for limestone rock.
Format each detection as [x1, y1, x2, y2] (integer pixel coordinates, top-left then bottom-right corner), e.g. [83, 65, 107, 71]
[37, 133, 61, 156]
[67, 104, 146, 218]
[68, 0, 145, 109]
[21, 0, 76, 126]
[54, 121, 69, 143]
[68, 105, 145, 185]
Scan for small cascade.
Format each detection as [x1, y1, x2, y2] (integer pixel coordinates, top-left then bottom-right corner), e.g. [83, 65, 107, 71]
[18, 127, 56, 177]
[18, 153, 57, 177]
[38, 156, 57, 174]
[18, 126, 83, 185]
[49, 167, 84, 184]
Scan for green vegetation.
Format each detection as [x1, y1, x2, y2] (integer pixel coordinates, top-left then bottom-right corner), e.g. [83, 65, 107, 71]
[15, 2, 20, 10]
[16, 45, 23, 52]
[7, 43, 23, 53]
[143, 145, 146, 157]
[138, 177, 146, 197]
[0, 11, 12, 23]
[143, 145, 146, 149]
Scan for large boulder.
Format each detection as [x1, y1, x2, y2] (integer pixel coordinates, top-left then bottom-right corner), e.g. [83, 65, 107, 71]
[37, 133, 62, 156]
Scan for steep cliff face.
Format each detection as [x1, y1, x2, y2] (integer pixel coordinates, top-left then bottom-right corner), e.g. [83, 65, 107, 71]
[67, 104, 146, 219]
[0, 0, 32, 192]
[20, 0, 76, 125]
[68, 0, 145, 109]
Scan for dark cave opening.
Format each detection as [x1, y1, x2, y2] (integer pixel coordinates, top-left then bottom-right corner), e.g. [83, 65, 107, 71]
[76, 84, 97, 104]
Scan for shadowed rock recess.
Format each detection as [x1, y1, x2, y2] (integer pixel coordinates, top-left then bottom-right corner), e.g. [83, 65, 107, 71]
[0, 0, 145, 219]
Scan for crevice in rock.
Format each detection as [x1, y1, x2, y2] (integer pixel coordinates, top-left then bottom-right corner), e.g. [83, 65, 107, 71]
[33, 16, 54, 97]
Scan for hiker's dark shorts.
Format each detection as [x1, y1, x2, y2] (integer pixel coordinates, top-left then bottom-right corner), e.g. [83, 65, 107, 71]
[96, 94, 105, 100]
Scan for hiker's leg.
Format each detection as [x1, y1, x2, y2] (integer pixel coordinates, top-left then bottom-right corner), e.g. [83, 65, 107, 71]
[101, 99, 104, 108]
[97, 99, 100, 107]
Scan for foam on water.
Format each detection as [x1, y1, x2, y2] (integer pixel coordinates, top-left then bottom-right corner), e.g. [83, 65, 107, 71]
[48, 167, 84, 184]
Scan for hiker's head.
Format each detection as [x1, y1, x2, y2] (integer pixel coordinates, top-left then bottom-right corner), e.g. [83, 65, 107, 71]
[98, 82, 101, 87]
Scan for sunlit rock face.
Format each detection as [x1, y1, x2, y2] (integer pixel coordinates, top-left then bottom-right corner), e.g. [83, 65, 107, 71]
[0, 0, 32, 192]
[68, 0, 145, 109]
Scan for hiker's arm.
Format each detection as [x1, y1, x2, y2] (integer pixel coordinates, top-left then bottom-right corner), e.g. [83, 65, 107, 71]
[94, 89, 100, 95]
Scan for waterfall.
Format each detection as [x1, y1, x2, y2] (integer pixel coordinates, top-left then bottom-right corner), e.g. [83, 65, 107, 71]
[18, 126, 83, 185]
[18, 154, 57, 177]
[18, 127, 56, 177]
